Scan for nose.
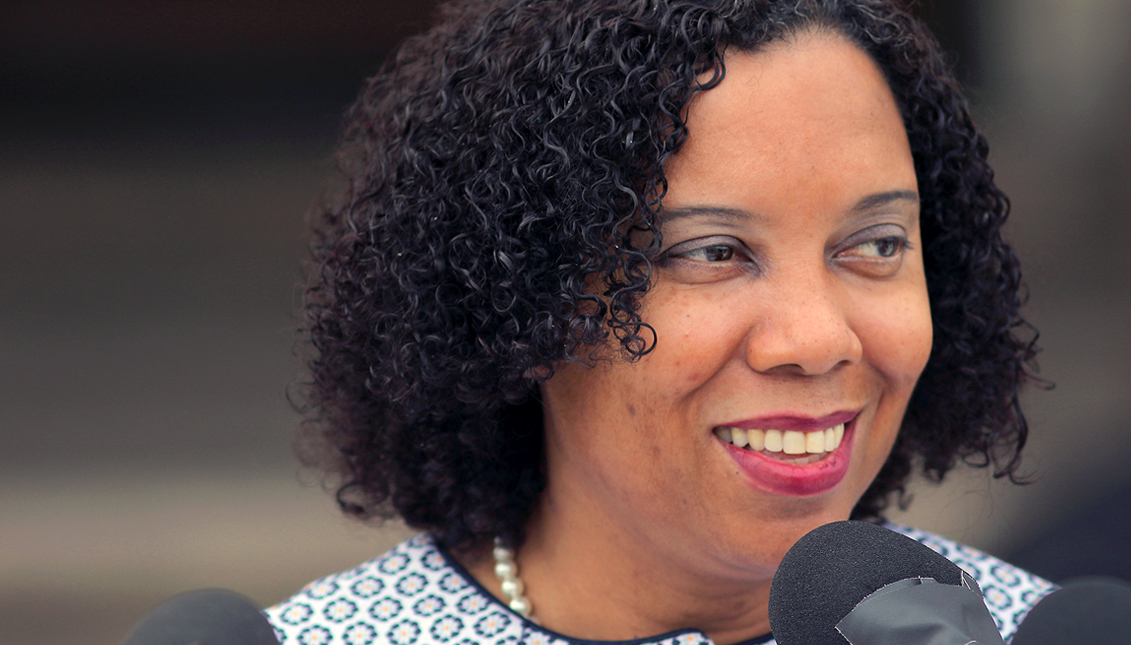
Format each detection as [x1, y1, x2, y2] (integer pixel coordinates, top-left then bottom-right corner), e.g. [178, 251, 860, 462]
[743, 281, 863, 376]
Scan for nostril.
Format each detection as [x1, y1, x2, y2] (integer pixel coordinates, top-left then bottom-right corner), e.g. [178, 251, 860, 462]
[744, 309, 862, 376]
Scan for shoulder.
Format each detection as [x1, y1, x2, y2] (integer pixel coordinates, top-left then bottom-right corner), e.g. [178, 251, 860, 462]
[882, 522, 1057, 642]
[262, 536, 717, 645]
[264, 534, 534, 645]
[263, 526, 1055, 645]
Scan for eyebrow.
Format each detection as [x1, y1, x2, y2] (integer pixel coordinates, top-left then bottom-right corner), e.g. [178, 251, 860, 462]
[851, 190, 919, 212]
[656, 205, 761, 225]
[657, 190, 919, 224]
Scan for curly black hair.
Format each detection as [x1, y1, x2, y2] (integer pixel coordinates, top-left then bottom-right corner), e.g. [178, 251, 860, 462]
[298, 0, 1039, 550]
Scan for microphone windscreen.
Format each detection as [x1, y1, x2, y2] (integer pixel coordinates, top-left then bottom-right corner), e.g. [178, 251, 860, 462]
[768, 521, 965, 645]
[1011, 577, 1131, 645]
[121, 588, 279, 645]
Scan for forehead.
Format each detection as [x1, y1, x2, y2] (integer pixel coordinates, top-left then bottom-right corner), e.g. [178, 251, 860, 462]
[663, 30, 914, 213]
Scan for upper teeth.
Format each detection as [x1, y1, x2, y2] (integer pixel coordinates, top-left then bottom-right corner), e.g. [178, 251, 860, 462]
[713, 423, 845, 455]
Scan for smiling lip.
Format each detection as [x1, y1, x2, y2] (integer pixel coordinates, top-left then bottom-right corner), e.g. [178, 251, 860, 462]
[721, 410, 858, 432]
[718, 410, 860, 496]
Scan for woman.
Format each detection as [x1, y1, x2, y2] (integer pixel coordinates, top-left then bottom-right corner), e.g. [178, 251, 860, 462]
[267, 1, 1050, 643]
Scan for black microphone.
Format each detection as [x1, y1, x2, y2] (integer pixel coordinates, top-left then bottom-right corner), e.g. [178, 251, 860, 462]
[1011, 577, 1131, 645]
[768, 520, 1004, 645]
[121, 589, 280, 645]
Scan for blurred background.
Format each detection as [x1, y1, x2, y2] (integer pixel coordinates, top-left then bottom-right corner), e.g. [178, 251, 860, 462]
[1, 1, 1128, 643]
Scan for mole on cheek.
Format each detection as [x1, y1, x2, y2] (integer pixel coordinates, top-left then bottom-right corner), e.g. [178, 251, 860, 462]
[627, 404, 637, 416]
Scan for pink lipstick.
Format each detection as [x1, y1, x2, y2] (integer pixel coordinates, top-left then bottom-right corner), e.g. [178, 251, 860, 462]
[714, 411, 858, 496]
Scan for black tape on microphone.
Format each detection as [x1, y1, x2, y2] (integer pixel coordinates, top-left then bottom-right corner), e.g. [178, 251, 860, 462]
[768, 520, 1004, 645]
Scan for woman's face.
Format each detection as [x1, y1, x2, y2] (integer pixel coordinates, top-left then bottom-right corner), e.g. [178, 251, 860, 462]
[539, 32, 932, 582]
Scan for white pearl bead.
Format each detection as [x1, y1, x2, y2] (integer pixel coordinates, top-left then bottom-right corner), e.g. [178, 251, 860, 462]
[494, 560, 517, 579]
[500, 577, 524, 597]
[493, 536, 535, 620]
[509, 596, 532, 616]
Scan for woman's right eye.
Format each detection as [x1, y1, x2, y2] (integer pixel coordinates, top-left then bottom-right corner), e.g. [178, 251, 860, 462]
[683, 244, 737, 263]
[662, 236, 749, 264]
[656, 236, 757, 282]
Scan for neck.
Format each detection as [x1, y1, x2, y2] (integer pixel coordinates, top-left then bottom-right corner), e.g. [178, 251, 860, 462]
[461, 493, 775, 645]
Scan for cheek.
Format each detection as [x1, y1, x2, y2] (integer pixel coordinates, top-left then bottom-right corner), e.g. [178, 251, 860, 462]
[543, 364, 634, 429]
[858, 289, 933, 391]
[642, 285, 749, 386]
[541, 358, 674, 465]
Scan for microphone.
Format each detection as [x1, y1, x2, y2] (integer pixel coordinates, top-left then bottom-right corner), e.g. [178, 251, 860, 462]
[1011, 577, 1131, 645]
[768, 520, 1004, 645]
[121, 588, 280, 645]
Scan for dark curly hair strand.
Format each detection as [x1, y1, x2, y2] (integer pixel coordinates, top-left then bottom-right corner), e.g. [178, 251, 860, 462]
[298, 0, 1039, 550]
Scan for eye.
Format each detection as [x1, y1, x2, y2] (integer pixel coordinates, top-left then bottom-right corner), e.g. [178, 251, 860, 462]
[858, 237, 904, 259]
[834, 225, 910, 277]
[684, 244, 737, 263]
[663, 237, 750, 264]
[656, 235, 757, 282]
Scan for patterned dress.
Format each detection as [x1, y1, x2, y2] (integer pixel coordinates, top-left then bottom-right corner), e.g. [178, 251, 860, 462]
[264, 523, 1055, 645]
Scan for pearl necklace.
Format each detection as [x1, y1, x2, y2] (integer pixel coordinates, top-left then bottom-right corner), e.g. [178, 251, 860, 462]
[493, 538, 535, 620]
